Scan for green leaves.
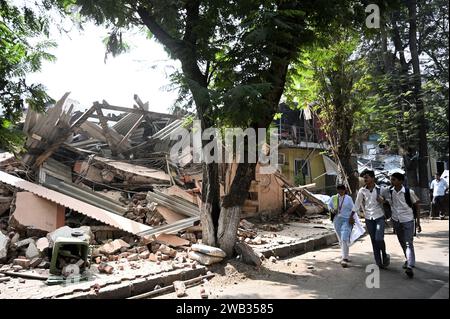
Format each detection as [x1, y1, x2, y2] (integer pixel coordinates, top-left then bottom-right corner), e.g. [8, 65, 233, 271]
[0, 0, 55, 152]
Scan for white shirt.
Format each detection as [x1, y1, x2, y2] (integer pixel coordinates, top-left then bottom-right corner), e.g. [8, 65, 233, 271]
[328, 194, 354, 218]
[353, 185, 385, 220]
[387, 186, 419, 223]
[430, 178, 448, 197]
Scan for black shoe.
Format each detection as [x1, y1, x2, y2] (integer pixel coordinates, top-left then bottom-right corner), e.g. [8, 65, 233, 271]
[405, 267, 414, 278]
[403, 261, 415, 269]
[382, 254, 390, 268]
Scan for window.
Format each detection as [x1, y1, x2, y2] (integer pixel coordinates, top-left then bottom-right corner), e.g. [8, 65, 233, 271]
[278, 153, 286, 165]
[294, 159, 310, 177]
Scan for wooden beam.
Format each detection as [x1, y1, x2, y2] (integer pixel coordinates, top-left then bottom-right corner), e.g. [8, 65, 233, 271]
[95, 104, 118, 156]
[33, 104, 96, 168]
[100, 100, 178, 119]
[117, 113, 145, 149]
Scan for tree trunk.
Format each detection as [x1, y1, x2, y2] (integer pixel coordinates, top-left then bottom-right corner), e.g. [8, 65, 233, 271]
[390, 10, 420, 187]
[217, 162, 256, 256]
[338, 144, 359, 198]
[407, 0, 430, 200]
[200, 162, 221, 246]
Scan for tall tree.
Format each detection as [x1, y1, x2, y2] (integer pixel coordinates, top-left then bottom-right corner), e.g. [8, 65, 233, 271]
[0, 0, 55, 153]
[286, 33, 369, 196]
[407, 0, 429, 196]
[52, 0, 360, 255]
[361, 0, 448, 198]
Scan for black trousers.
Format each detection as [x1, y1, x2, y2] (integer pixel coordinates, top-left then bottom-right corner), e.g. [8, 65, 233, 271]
[432, 196, 446, 217]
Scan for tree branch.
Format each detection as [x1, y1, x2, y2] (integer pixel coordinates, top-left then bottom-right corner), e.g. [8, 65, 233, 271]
[136, 5, 183, 57]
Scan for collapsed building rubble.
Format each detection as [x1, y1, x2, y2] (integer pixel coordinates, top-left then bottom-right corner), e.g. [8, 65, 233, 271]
[0, 93, 330, 294]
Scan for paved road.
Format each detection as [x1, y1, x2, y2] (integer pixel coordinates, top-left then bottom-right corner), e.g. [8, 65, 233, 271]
[158, 219, 449, 299]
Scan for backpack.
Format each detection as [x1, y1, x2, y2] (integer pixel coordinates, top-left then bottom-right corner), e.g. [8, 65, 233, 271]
[377, 187, 393, 219]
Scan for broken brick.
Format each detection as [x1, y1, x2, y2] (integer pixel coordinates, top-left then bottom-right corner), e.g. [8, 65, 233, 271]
[127, 254, 139, 261]
[98, 263, 114, 274]
[173, 280, 186, 297]
[99, 239, 130, 255]
[13, 258, 30, 269]
[29, 257, 42, 268]
[139, 251, 150, 259]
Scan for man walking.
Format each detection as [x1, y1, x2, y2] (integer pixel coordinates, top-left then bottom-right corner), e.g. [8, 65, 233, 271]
[353, 170, 390, 269]
[430, 172, 449, 219]
[386, 172, 420, 278]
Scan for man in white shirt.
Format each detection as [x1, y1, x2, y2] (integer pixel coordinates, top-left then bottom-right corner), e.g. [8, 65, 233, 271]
[353, 170, 390, 269]
[386, 172, 420, 278]
[430, 172, 449, 219]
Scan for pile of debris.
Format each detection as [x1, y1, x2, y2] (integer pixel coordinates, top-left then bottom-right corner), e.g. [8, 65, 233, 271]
[1, 93, 330, 289]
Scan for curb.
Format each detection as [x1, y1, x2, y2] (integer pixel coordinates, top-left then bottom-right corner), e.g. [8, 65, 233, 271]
[65, 267, 206, 299]
[256, 232, 338, 259]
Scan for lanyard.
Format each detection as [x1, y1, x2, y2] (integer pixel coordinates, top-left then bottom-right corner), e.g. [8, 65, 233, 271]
[338, 195, 345, 214]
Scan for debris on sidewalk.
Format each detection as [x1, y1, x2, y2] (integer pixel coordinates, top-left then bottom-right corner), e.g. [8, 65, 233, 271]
[0, 93, 331, 298]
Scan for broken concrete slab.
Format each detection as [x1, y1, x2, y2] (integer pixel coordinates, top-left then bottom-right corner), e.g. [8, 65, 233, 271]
[90, 156, 171, 184]
[13, 238, 34, 249]
[35, 237, 49, 252]
[155, 234, 190, 247]
[25, 241, 40, 259]
[191, 244, 226, 258]
[11, 192, 65, 233]
[0, 232, 9, 262]
[188, 251, 223, 266]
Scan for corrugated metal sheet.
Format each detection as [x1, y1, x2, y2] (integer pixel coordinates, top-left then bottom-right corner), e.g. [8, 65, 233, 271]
[39, 158, 72, 183]
[0, 171, 151, 236]
[43, 177, 128, 215]
[136, 216, 199, 237]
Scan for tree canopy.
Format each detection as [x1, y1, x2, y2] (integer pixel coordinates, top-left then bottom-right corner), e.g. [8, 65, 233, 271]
[0, 0, 55, 152]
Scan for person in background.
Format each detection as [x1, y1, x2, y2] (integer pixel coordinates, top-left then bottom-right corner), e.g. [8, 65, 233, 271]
[430, 172, 449, 220]
[353, 170, 390, 269]
[328, 184, 355, 268]
[386, 172, 420, 278]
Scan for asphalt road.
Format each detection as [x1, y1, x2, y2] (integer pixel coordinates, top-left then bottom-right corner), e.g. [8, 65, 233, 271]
[157, 219, 449, 299]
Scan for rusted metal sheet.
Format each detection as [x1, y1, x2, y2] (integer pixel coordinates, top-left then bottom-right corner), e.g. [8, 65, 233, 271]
[0, 171, 152, 236]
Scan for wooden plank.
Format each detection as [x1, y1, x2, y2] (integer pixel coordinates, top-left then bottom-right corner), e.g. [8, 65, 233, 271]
[95, 105, 118, 155]
[117, 114, 145, 149]
[100, 100, 178, 119]
[32, 104, 96, 168]
[165, 185, 197, 204]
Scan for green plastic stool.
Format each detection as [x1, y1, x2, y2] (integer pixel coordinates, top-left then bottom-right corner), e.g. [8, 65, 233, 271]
[49, 237, 89, 276]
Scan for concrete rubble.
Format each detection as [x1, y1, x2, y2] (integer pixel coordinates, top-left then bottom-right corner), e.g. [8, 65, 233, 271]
[0, 93, 329, 298]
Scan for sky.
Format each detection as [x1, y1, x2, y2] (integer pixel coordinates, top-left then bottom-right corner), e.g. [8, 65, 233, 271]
[26, 16, 181, 114]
